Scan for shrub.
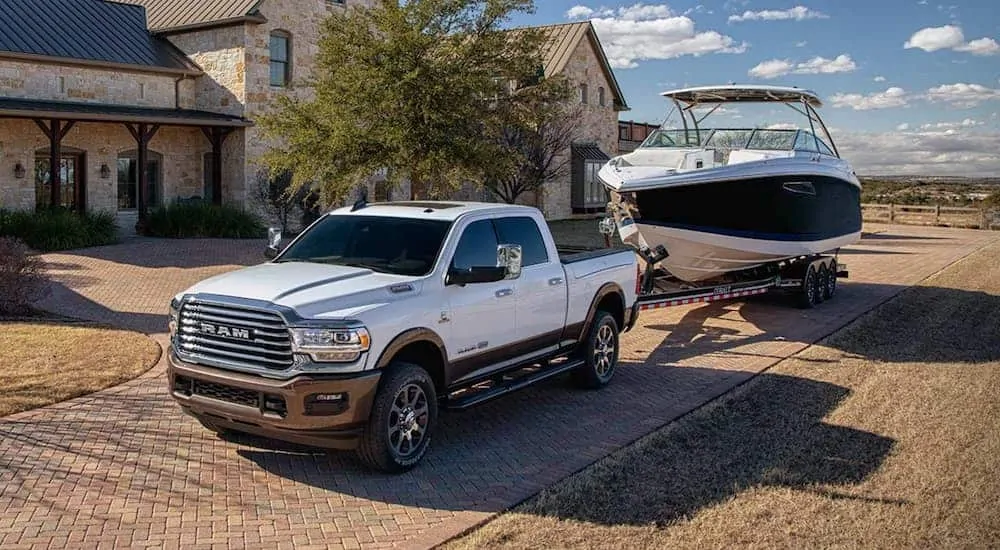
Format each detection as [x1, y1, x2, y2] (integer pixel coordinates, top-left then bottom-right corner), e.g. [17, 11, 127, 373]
[0, 237, 48, 315]
[144, 201, 266, 239]
[0, 208, 118, 252]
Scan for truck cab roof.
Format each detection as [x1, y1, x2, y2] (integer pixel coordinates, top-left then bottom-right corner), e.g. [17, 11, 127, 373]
[326, 200, 540, 222]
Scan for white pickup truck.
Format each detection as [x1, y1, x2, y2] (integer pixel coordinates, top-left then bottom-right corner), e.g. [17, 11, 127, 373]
[167, 200, 640, 472]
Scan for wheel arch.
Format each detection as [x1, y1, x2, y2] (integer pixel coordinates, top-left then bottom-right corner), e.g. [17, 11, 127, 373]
[373, 328, 449, 393]
[568, 282, 626, 343]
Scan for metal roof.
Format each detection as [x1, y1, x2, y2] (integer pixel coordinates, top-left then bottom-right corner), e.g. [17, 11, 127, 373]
[0, 0, 200, 74]
[0, 98, 252, 127]
[521, 21, 629, 111]
[659, 85, 823, 107]
[117, 0, 264, 32]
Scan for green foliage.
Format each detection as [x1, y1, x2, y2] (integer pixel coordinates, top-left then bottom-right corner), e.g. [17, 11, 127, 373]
[144, 201, 266, 239]
[0, 208, 118, 252]
[257, 0, 554, 207]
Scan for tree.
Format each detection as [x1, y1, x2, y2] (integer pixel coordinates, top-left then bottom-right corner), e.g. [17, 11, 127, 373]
[249, 167, 322, 233]
[257, 0, 552, 208]
[482, 75, 579, 204]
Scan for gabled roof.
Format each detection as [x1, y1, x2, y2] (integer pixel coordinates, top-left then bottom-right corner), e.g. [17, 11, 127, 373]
[528, 21, 629, 112]
[0, 0, 200, 75]
[116, 0, 265, 33]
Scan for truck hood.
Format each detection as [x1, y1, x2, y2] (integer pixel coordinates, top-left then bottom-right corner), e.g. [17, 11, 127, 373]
[180, 261, 425, 320]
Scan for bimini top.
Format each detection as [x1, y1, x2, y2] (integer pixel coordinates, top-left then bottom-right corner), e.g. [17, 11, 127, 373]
[659, 85, 823, 107]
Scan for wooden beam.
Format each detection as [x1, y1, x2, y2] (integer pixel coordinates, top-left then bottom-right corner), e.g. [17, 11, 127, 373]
[57, 121, 76, 141]
[202, 126, 234, 206]
[49, 119, 61, 209]
[124, 122, 140, 142]
[33, 119, 53, 140]
[136, 122, 148, 223]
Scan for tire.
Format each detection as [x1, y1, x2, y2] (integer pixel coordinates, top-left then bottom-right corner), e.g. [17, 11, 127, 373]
[797, 264, 818, 309]
[822, 261, 837, 300]
[357, 362, 438, 473]
[814, 263, 829, 304]
[572, 310, 620, 389]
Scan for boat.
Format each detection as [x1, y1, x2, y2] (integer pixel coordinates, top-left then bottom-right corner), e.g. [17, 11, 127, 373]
[598, 84, 862, 283]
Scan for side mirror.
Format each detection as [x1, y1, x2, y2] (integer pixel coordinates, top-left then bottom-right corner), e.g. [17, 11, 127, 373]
[265, 227, 282, 259]
[497, 243, 522, 280]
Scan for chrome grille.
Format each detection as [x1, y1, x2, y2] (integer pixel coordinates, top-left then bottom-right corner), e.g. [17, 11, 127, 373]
[176, 300, 293, 370]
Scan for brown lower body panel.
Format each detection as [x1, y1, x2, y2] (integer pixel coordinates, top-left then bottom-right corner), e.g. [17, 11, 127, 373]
[167, 349, 381, 450]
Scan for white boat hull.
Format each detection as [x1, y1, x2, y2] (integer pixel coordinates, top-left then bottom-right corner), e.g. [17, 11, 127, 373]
[636, 223, 861, 282]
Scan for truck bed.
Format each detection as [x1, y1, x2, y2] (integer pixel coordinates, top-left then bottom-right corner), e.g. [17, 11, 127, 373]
[556, 244, 633, 264]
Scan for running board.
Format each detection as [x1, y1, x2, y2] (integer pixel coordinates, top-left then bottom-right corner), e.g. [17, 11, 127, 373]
[444, 358, 584, 410]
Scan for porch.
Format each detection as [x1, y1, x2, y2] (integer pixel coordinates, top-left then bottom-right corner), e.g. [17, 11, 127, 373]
[0, 98, 250, 235]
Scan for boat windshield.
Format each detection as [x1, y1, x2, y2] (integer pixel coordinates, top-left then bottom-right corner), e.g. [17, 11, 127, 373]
[640, 127, 836, 155]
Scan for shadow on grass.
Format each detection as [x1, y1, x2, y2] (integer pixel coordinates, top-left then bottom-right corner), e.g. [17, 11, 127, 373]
[509, 367, 899, 527]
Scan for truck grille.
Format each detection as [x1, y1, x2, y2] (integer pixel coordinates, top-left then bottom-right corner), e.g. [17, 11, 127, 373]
[173, 375, 288, 417]
[176, 300, 293, 370]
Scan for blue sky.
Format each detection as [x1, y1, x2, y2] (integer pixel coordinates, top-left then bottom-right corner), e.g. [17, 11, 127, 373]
[503, 1, 1000, 175]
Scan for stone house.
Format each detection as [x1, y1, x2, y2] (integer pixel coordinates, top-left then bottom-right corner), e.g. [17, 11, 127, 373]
[0, 0, 626, 234]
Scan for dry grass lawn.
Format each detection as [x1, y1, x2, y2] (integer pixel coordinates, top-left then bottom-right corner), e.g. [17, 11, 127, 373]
[444, 241, 1000, 549]
[0, 318, 161, 416]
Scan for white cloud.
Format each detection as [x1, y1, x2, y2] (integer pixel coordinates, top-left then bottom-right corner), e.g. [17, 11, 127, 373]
[748, 59, 794, 78]
[568, 4, 748, 69]
[904, 25, 1000, 55]
[874, 75, 887, 82]
[839, 130, 1000, 176]
[896, 123, 911, 131]
[795, 40, 808, 47]
[954, 37, 1000, 56]
[920, 118, 983, 130]
[565, 6, 594, 19]
[925, 83, 1000, 107]
[728, 6, 829, 23]
[748, 54, 856, 79]
[830, 87, 909, 110]
[766, 123, 800, 129]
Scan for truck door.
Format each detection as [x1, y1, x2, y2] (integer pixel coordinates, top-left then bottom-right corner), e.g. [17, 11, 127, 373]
[494, 216, 569, 350]
[444, 219, 518, 383]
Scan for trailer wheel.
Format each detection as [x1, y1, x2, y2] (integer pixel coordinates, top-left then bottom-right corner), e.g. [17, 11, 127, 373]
[815, 263, 829, 304]
[797, 264, 819, 309]
[822, 260, 837, 300]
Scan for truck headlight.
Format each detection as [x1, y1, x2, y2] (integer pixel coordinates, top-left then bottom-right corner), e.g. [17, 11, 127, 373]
[168, 297, 180, 338]
[290, 327, 371, 363]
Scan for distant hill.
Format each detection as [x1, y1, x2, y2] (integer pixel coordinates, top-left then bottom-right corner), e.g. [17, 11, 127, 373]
[859, 176, 1000, 207]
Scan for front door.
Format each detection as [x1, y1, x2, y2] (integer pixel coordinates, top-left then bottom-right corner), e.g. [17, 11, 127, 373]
[444, 218, 518, 384]
[35, 153, 84, 212]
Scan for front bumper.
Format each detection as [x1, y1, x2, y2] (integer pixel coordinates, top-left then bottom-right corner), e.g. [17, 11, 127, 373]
[167, 348, 381, 450]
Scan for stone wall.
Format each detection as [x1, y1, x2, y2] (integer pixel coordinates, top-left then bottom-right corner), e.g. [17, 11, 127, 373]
[0, 119, 208, 214]
[166, 27, 247, 116]
[0, 59, 194, 109]
[539, 36, 620, 220]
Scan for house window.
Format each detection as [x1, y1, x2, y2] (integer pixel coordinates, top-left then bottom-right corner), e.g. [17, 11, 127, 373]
[116, 150, 162, 210]
[374, 181, 392, 202]
[583, 160, 605, 205]
[580, 84, 588, 104]
[270, 31, 291, 87]
[599, 87, 606, 107]
[619, 124, 629, 141]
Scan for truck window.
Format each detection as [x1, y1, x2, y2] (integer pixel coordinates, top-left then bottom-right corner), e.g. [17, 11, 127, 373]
[451, 220, 499, 270]
[494, 216, 549, 267]
[275, 215, 452, 276]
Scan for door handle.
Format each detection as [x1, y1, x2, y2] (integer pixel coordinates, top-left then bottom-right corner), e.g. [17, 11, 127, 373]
[548, 277, 564, 286]
[495, 288, 513, 298]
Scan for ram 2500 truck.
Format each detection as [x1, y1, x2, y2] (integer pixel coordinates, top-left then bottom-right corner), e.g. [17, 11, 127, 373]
[167, 201, 640, 472]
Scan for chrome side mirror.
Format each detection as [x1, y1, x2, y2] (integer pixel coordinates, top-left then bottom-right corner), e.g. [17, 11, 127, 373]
[265, 227, 282, 259]
[497, 243, 522, 280]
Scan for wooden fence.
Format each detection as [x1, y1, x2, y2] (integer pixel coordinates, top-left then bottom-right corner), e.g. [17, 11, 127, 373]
[861, 203, 1000, 230]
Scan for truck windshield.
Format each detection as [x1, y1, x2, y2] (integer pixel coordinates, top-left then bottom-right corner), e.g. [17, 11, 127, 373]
[274, 215, 453, 276]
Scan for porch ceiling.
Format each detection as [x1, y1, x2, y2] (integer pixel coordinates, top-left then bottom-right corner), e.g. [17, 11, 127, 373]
[0, 98, 251, 128]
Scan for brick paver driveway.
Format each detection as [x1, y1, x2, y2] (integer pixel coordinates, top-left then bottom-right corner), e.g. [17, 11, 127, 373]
[2, 224, 998, 549]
